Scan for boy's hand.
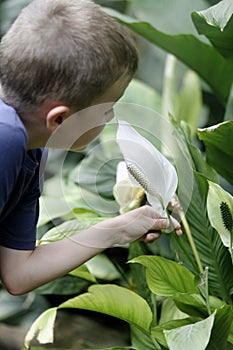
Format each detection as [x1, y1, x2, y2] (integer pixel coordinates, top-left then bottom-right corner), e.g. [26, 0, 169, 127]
[96, 205, 182, 246]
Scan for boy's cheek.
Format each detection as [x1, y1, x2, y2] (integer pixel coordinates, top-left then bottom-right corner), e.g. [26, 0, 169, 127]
[70, 125, 105, 151]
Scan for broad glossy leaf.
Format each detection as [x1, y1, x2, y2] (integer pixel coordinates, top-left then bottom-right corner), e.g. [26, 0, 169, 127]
[26, 346, 68, 350]
[225, 83, 233, 121]
[85, 253, 121, 281]
[170, 120, 233, 304]
[159, 298, 188, 325]
[198, 121, 233, 185]
[228, 321, 233, 345]
[38, 196, 73, 226]
[127, 0, 208, 35]
[151, 317, 201, 348]
[130, 324, 156, 350]
[95, 348, 135, 350]
[24, 307, 57, 349]
[173, 293, 225, 317]
[164, 311, 216, 350]
[207, 181, 233, 248]
[69, 264, 97, 283]
[38, 216, 105, 243]
[38, 178, 93, 226]
[59, 284, 152, 332]
[35, 275, 90, 295]
[192, 0, 233, 58]
[177, 70, 202, 138]
[125, 0, 208, 93]
[69, 148, 120, 216]
[0, 290, 49, 324]
[128, 243, 156, 350]
[27, 348, 67, 350]
[105, 8, 233, 104]
[120, 78, 161, 112]
[0, 0, 31, 35]
[73, 147, 118, 199]
[206, 304, 233, 350]
[130, 256, 198, 296]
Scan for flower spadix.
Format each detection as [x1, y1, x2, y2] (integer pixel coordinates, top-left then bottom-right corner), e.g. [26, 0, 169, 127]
[116, 120, 178, 216]
[113, 161, 146, 214]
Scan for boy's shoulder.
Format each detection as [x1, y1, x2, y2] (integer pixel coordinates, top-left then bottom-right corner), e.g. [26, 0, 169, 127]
[0, 98, 27, 150]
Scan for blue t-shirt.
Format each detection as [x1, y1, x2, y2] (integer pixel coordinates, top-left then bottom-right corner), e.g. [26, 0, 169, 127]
[0, 98, 47, 250]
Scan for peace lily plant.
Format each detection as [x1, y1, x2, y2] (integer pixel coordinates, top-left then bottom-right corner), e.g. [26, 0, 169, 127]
[114, 120, 203, 272]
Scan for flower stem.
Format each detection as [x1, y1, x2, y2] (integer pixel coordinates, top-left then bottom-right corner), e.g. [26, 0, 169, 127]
[177, 208, 204, 274]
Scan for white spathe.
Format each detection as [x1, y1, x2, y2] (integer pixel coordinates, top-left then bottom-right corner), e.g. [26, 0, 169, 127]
[116, 120, 178, 215]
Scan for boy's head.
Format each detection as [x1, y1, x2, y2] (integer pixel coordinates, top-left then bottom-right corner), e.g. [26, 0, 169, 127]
[0, 0, 138, 117]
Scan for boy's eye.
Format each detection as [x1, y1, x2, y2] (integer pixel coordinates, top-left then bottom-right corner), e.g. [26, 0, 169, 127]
[104, 107, 114, 122]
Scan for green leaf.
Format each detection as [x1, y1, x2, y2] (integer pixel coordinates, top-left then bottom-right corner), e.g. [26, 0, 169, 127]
[0, 0, 31, 35]
[172, 293, 225, 318]
[130, 325, 156, 350]
[73, 147, 118, 199]
[228, 321, 233, 345]
[59, 284, 153, 332]
[28, 348, 68, 350]
[225, 83, 233, 121]
[127, 0, 208, 35]
[177, 70, 202, 138]
[24, 307, 57, 349]
[38, 215, 105, 243]
[159, 298, 188, 325]
[38, 178, 94, 226]
[164, 311, 216, 350]
[192, 0, 233, 58]
[35, 275, 90, 295]
[207, 181, 233, 248]
[170, 120, 233, 303]
[206, 304, 233, 350]
[152, 317, 201, 348]
[85, 254, 121, 281]
[94, 348, 135, 350]
[198, 121, 233, 185]
[153, 299, 232, 348]
[130, 256, 199, 296]
[69, 264, 97, 283]
[105, 8, 233, 104]
[38, 196, 72, 226]
[120, 78, 161, 112]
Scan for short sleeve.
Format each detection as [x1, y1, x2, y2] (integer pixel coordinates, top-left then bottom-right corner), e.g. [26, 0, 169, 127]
[0, 122, 27, 216]
[0, 191, 38, 250]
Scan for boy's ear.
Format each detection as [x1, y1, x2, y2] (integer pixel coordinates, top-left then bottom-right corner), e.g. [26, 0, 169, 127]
[46, 105, 70, 132]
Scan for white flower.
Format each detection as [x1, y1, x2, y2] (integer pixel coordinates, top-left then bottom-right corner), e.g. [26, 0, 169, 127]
[115, 120, 178, 216]
[113, 161, 145, 214]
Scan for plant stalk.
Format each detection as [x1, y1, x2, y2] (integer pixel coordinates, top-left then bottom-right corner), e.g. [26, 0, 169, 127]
[177, 208, 204, 274]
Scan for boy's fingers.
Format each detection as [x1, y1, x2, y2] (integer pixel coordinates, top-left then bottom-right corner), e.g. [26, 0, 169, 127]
[152, 218, 170, 230]
[170, 216, 183, 236]
[142, 232, 161, 243]
[175, 228, 183, 236]
[152, 217, 183, 236]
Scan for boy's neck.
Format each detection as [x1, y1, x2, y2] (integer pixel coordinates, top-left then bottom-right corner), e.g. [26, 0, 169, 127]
[21, 111, 50, 149]
[0, 94, 48, 149]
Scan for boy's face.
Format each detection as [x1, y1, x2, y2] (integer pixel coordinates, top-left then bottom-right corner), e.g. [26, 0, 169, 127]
[47, 76, 131, 151]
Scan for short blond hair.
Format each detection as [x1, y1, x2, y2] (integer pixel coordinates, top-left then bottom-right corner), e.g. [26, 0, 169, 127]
[0, 0, 138, 115]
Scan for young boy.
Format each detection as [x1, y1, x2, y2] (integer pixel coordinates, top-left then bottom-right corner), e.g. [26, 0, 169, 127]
[0, 0, 182, 295]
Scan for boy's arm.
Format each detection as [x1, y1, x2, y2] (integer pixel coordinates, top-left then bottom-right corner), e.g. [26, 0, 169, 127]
[0, 206, 182, 295]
